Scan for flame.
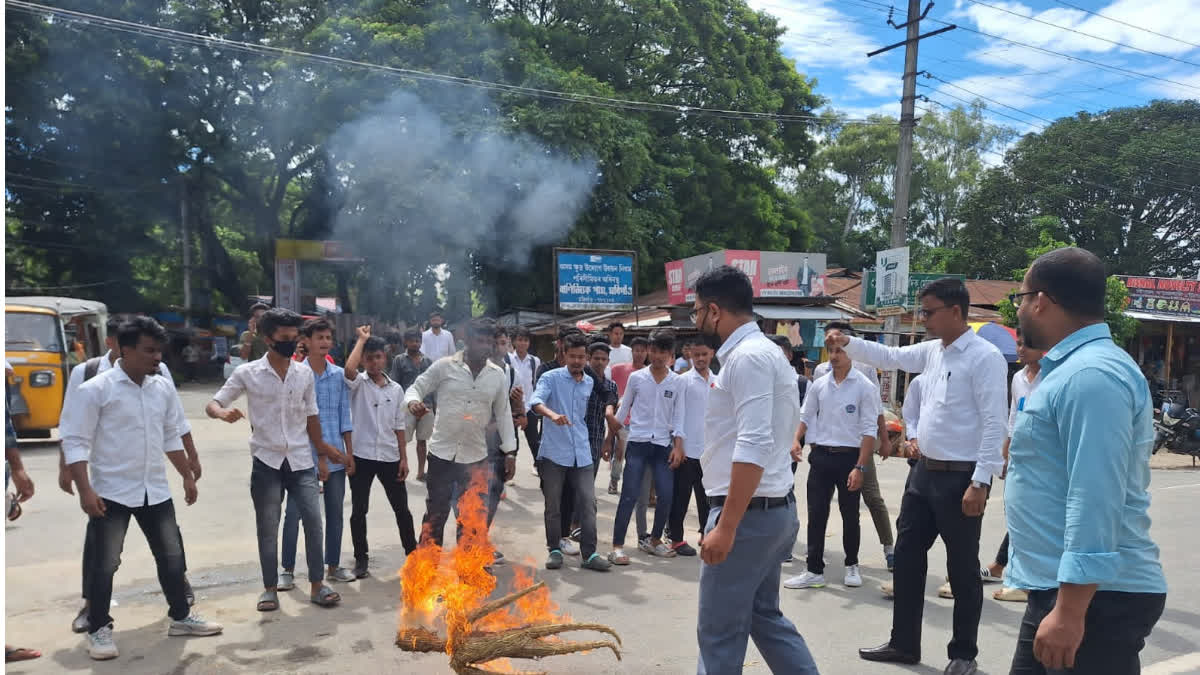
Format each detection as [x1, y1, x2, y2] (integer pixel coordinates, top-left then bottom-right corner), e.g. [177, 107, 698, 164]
[400, 468, 568, 654]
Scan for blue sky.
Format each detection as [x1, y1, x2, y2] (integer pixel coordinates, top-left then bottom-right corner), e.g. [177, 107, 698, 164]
[748, 0, 1200, 135]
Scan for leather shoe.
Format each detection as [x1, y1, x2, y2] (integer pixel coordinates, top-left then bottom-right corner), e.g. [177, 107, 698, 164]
[944, 659, 978, 675]
[859, 642, 920, 664]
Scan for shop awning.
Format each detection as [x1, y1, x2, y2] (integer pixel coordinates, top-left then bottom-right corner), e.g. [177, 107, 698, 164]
[753, 305, 849, 321]
[1124, 310, 1200, 324]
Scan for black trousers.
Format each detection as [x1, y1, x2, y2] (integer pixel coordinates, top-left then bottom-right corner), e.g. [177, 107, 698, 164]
[995, 532, 1010, 567]
[349, 456, 418, 562]
[422, 454, 488, 547]
[890, 460, 983, 662]
[805, 447, 861, 574]
[668, 457, 708, 543]
[523, 415, 542, 466]
[539, 459, 598, 559]
[85, 497, 190, 632]
[1009, 589, 1165, 675]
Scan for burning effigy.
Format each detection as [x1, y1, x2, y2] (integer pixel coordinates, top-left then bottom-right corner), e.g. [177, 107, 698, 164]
[395, 473, 621, 674]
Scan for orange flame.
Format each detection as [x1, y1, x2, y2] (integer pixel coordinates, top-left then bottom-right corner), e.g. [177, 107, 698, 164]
[400, 468, 568, 653]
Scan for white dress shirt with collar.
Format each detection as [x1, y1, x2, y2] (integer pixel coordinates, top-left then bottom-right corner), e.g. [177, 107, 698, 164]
[347, 372, 406, 462]
[1008, 366, 1038, 437]
[507, 351, 539, 413]
[212, 355, 320, 471]
[702, 321, 800, 498]
[800, 368, 880, 448]
[845, 330, 1008, 484]
[614, 367, 686, 446]
[65, 350, 191, 436]
[903, 374, 924, 440]
[681, 368, 712, 459]
[421, 328, 456, 363]
[813, 359, 881, 392]
[403, 351, 516, 464]
[60, 362, 187, 508]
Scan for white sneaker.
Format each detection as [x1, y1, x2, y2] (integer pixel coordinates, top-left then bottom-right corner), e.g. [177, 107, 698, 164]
[167, 612, 224, 637]
[559, 538, 581, 556]
[845, 565, 863, 587]
[87, 624, 119, 660]
[783, 571, 826, 589]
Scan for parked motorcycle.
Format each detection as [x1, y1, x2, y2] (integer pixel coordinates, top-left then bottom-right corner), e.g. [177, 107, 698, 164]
[1153, 390, 1200, 463]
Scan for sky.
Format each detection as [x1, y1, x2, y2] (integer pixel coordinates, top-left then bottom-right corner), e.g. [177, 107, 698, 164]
[747, 0, 1200, 135]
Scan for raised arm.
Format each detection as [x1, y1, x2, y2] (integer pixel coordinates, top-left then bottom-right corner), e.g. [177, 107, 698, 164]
[344, 325, 371, 381]
[829, 330, 932, 374]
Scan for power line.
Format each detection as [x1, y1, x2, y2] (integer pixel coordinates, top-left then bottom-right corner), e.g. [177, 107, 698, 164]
[6, 280, 117, 291]
[1049, 0, 1200, 51]
[921, 72, 1055, 124]
[962, 0, 1200, 69]
[5, 0, 898, 128]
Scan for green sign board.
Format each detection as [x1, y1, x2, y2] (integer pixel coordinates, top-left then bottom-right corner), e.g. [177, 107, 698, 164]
[861, 271, 966, 312]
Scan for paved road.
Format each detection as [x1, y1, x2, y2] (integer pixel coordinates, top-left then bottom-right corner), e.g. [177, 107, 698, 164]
[6, 384, 1200, 674]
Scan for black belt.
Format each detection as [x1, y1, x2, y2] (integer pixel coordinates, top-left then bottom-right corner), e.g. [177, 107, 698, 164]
[812, 444, 858, 454]
[708, 492, 796, 510]
[920, 457, 976, 472]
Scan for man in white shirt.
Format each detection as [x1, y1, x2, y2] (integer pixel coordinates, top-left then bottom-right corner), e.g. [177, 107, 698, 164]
[666, 337, 714, 558]
[421, 310, 456, 363]
[605, 322, 633, 370]
[830, 278, 1007, 675]
[609, 330, 686, 563]
[785, 330, 879, 591]
[405, 317, 516, 548]
[344, 326, 418, 579]
[691, 265, 818, 675]
[206, 308, 349, 612]
[61, 317, 222, 661]
[507, 326, 541, 468]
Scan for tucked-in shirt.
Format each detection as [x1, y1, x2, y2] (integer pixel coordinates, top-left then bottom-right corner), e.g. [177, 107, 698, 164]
[391, 352, 435, 407]
[1008, 366, 1037, 437]
[1006, 323, 1166, 594]
[800, 368, 880, 448]
[404, 352, 516, 464]
[702, 322, 799, 498]
[615, 367, 686, 446]
[530, 367, 594, 467]
[845, 330, 1008, 485]
[61, 363, 187, 508]
[421, 328, 456, 363]
[903, 374, 924, 440]
[681, 368, 712, 459]
[347, 371, 406, 462]
[585, 368, 619, 458]
[310, 362, 352, 470]
[508, 352, 540, 413]
[212, 356, 320, 471]
[66, 351, 191, 436]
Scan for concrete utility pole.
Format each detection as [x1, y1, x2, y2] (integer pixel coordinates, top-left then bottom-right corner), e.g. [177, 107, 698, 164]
[180, 178, 192, 328]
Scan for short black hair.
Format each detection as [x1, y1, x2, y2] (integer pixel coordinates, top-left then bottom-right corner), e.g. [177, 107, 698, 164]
[607, 322, 626, 332]
[918, 277, 970, 321]
[385, 330, 403, 345]
[589, 333, 610, 346]
[769, 334, 792, 349]
[363, 336, 388, 354]
[557, 326, 583, 341]
[249, 302, 270, 316]
[1027, 247, 1106, 319]
[512, 326, 532, 340]
[403, 328, 421, 342]
[116, 316, 168, 349]
[258, 308, 303, 339]
[302, 317, 333, 337]
[106, 317, 123, 334]
[429, 310, 443, 319]
[493, 325, 509, 339]
[563, 333, 590, 352]
[825, 321, 853, 333]
[630, 336, 650, 349]
[649, 329, 675, 352]
[694, 265, 754, 315]
[467, 317, 497, 338]
[690, 337, 715, 353]
[588, 342, 611, 356]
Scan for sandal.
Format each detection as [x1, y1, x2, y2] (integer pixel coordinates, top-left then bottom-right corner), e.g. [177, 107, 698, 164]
[311, 585, 341, 607]
[256, 590, 279, 612]
[993, 586, 1029, 602]
[5, 646, 42, 662]
[277, 571, 295, 591]
[607, 549, 631, 566]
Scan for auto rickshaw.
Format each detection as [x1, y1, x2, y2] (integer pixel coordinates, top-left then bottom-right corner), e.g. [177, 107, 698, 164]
[5, 296, 108, 438]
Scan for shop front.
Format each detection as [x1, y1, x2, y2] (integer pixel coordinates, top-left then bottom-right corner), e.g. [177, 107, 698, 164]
[1120, 275, 1200, 408]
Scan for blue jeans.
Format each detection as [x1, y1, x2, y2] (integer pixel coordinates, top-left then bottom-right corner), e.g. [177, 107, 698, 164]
[612, 441, 674, 546]
[282, 468, 346, 570]
[697, 500, 819, 675]
[250, 458, 324, 587]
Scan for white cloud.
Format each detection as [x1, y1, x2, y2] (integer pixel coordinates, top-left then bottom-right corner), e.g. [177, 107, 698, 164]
[1140, 68, 1200, 100]
[847, 69, 900, 97]
[747, 0, 883, 70]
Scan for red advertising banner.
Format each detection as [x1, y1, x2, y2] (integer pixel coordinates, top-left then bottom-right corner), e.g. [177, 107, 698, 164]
[1119, 275, 1200, 320]
[664, 250, 827, 305]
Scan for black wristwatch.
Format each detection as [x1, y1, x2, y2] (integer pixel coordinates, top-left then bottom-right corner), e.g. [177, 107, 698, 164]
[854, 464, 867, 472]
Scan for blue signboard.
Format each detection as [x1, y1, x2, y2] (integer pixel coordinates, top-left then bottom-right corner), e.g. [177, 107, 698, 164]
[555, 250, 636, 311]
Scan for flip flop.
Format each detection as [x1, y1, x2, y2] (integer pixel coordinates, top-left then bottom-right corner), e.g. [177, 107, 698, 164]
[277, 571, 295, 591]
[311, 585, 341, 607]
[257, 590, 279, 612]
[5, 646, 42, 662]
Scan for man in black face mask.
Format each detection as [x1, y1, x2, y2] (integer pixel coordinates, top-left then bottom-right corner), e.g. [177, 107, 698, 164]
[207, 308, 350, 613]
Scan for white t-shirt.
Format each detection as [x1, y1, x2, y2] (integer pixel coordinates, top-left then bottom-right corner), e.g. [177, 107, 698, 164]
[1008, 367, 1039, 437]
[607, 343, 633, 367]
[421, 328, 456, 363]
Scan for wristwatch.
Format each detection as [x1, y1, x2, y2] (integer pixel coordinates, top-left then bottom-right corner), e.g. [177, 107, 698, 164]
[970, 480, 988, 489]
[853, 465, 867, 472]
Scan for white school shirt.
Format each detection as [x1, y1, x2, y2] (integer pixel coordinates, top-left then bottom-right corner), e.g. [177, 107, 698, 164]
[60, 363, 187, 508]
[421, 328, 456, 363]
[1008, 367, 1039, 437]
[903, 374, 924, 440]
[845, 330, 1008, 484]
[403, 351, 516, 464]
[681, 368, 712, 459]
[614, 367, 686, 446]
[800, 368, 880, 448]
[347, 371, 407, 462]
[607, 343, 633, 367]
[212, 356, 320, 471]
[702, 321, 799, 499]
[508, 351, 539, 413]
[65, 351, 191, 436]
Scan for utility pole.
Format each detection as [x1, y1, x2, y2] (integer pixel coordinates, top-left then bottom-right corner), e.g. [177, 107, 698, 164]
[180, 177, 193, 328]
[867, 1, 954, 404]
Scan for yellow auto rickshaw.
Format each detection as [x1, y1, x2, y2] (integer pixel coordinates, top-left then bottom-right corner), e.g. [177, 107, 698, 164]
[5, 296, 108, 438]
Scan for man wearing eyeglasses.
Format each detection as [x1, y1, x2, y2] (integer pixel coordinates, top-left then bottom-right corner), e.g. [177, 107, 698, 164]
[828, 277, 1007, 675]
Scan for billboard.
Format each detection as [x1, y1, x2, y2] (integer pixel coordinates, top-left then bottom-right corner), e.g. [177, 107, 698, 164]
[1119, 275, 1200, 320]
[861, 271, 966, 312]
[555, 249, 636, 311]
[874, 246, 910, 309]
[664, 250, 827, 305]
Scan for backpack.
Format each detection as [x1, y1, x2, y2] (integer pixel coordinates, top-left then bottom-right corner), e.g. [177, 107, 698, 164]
[83, 356, 104, 383]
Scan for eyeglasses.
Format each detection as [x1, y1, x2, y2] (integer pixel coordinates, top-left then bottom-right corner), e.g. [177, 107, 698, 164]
[689, 306, 708, 323]
[1008, 291, 1040, 307]
[917, 305, 950, 319]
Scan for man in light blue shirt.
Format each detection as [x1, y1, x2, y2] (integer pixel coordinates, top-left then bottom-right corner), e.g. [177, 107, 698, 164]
[1008, 247, 1166, 674]
[530, 333, 611, 572]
